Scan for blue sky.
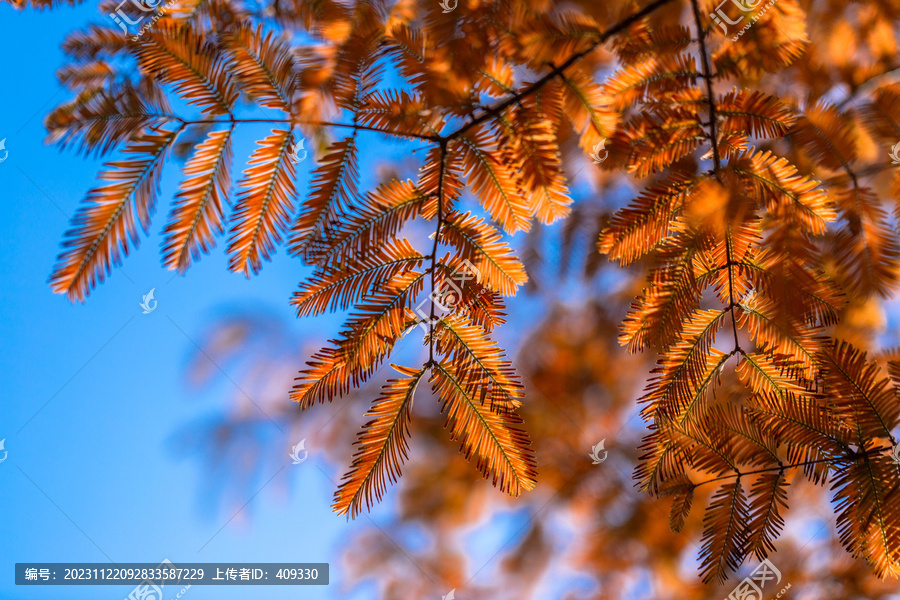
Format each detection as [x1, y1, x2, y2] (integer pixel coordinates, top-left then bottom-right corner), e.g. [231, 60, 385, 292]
[0, 4, 404, 599]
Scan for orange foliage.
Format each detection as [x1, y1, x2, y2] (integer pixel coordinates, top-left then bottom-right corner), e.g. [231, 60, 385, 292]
[22, 0, 900, 583]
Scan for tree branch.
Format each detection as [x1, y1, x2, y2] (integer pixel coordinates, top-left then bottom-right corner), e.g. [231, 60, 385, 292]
[446, 0, 679, 141]
[689, 445, 896, 491]
[178, 117, 441, 141]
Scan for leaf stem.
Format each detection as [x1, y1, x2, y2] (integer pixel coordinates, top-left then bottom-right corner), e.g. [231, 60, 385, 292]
[690, 0, 742, 353]
[689, 445, 896, 490]
[428, 140, 448, 365]
[177, 117, 441, 141]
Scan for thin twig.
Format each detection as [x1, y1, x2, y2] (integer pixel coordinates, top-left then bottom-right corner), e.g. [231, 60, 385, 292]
[428, 140, 448, 365]
[690, 0, 742, 353]
[179, 117, 441, 141]
[690, 445, 895, 490]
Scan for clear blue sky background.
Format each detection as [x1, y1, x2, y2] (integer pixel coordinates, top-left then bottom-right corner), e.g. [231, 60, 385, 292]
[0, 4, 405, 599]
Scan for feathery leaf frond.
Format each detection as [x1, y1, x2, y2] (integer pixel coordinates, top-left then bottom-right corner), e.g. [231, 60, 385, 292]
[333, 364, 426, 518]
[227, 129, 296, 276]
[162, 128, 233, 273]
[50, 126, 178, 301]
[135, 22, 237, 115]
[430, 360, 537, 496]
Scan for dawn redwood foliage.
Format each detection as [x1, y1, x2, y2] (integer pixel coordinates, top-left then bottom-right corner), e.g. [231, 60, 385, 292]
[14, 0, 900, 582]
